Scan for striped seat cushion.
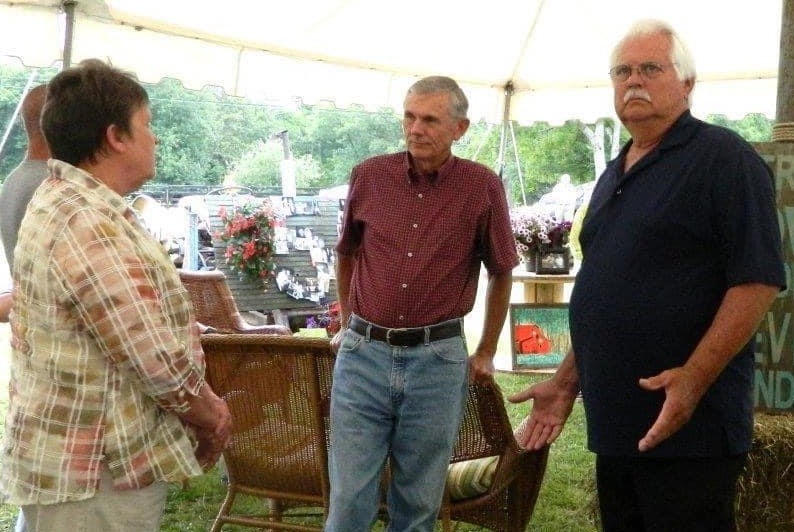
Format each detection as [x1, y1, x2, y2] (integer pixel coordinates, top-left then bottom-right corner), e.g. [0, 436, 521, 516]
[445, 416, 534, 500]
[446, 455, 499, 500]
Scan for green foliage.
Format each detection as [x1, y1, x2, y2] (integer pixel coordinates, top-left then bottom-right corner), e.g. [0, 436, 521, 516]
[707, 113, 773, 142]
[0, 62, 776, 212]
[225, 140, 283, 188]
[296, 105, 404, 185]
[511, 121, 595, 205]
[0, 65, 57, 177]
[227, 140, 324, 190]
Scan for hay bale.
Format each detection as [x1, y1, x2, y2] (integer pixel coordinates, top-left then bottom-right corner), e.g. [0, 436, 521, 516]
[737, 413, 794, 531]
[579, 414, 794, 531]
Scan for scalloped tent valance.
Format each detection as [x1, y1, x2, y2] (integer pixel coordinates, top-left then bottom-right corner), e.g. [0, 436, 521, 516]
[0, 0, 781, 125]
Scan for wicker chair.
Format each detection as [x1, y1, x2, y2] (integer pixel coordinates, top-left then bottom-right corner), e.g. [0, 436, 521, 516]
[178, 269, 291, 335]
[201, 333, 548, 531]
[202, 333, 334, 531]
[438, 380, 550, 532]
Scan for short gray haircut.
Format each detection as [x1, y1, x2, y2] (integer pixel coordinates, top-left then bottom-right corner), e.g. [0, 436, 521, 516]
[610, 19, 697, 83]
[406, 76, 469, 120]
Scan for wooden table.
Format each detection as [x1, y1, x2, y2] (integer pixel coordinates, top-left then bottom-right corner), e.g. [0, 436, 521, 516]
[511, 269, 576, 304]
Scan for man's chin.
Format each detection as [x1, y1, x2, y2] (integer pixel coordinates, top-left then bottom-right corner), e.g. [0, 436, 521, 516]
[408, 147, 429, 160]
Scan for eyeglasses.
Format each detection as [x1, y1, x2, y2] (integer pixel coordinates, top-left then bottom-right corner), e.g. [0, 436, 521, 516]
[608, 62, 677, 82]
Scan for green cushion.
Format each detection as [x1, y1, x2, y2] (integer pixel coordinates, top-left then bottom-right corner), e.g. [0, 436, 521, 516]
[446, 455, 499, 500]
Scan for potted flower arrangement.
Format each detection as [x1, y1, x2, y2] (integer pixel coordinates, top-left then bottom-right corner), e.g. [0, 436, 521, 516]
[216, 200, 281, 286]
[510, 207, 572, 273]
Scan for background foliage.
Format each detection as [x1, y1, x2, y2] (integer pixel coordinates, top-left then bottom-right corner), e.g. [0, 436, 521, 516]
[0, 64, 774, 206]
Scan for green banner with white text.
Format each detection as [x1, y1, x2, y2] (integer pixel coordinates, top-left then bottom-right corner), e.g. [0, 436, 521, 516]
[753, 142, 794, 412]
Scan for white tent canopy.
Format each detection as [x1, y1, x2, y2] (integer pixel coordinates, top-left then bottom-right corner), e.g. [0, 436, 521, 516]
[0, 0, 782, 124]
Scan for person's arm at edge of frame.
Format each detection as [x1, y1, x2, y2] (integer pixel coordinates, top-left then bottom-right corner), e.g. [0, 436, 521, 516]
[0, 290, 11, 322]
[636, 282, 779, 452]
[330, 250, 356, 353]
[468, 271, 512, 384]
[507, 349, 580, 450]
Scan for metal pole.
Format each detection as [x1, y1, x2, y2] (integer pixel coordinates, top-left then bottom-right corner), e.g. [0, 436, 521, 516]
[185, 211, 199, 271]
[497, 82, 515, 204]
[62, 0, 77, 68]
[508, 121, 527, 206]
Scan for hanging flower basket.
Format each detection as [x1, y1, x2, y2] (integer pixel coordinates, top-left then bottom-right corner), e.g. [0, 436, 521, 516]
[216, 200, 281, 286]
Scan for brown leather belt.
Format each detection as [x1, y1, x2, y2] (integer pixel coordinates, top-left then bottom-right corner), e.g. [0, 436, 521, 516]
[348, 315, 462, 347]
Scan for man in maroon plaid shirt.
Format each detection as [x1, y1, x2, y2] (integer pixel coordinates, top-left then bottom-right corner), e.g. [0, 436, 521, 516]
[326, 76, 519, 531]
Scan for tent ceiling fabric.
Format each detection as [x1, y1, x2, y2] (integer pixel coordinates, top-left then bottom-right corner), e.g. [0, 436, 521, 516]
[0, 0, 782, 124]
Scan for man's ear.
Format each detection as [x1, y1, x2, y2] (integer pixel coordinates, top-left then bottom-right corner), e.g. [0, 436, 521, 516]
[453, 118, 470, 141]
[104, 123, 127, 153]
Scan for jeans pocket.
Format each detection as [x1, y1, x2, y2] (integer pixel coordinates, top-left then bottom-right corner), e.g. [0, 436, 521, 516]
[340, 327, 364, 353]
[428, 335, 467, 363]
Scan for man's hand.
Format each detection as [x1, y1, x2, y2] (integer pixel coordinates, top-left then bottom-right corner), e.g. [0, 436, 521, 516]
[637, 365, 709, 452]
[194, 425, 226, 469]
[467, 353, 495, 385]
[330, 329, 345, 354]
[180, 384, 232, 467]
[210, 393, 232, 443]
[508, 378, 577, 450]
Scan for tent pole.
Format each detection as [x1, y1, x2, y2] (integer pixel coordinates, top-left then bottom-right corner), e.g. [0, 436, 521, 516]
[497, 82, 514, 204]
[62, 0, 77, 68]
[508, 121, 527, 206]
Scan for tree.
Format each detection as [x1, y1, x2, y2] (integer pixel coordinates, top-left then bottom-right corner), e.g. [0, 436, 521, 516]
[0, 62, 776, 204]
[0, 65, 56, 177]
[507, 121, 595, 205]
[581, 118, 622, 179]
[707, 114, 772, 142]
[226, 140, 323, 190]
[295, 106, 403, 186]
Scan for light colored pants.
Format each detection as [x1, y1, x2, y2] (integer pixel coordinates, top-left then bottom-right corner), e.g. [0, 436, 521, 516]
[326, 319, 468, 532]
[18, 465, 170, 532]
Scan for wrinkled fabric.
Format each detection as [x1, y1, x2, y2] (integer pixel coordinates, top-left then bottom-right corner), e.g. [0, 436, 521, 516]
[1, 160, 205, 505]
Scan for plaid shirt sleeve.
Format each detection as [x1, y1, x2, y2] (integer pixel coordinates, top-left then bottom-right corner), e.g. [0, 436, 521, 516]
[50, 207, 204, 412]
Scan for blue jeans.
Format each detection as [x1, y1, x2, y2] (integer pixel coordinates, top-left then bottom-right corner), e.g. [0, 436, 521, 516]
[325, 318, 469, 532]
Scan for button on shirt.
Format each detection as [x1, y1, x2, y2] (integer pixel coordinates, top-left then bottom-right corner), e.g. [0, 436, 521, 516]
[570, 111, 786, 457]
[0, 160, 205, 505]
[335, 152, 518, 328]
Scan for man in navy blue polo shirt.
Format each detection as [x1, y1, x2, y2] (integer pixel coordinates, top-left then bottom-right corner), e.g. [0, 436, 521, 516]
[510, 19, 785, 532]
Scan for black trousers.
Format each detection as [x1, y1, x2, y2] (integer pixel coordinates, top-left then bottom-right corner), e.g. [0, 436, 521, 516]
[596, 453, 747, 532]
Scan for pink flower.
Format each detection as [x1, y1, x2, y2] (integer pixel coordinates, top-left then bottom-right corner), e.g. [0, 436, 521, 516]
[217, 200, 281, 285]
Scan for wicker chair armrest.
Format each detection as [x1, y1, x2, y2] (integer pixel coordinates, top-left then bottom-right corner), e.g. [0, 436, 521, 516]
[489, 441, 548, 494]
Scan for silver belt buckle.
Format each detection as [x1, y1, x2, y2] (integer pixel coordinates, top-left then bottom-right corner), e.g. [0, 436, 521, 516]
[386, 327, 409, 346]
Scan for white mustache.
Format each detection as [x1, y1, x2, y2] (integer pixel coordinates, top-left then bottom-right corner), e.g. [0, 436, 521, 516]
[624, 88, 652, 103]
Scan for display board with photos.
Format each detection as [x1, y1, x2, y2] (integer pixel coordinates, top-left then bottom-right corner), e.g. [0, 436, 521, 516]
[206, 195, 341, 313]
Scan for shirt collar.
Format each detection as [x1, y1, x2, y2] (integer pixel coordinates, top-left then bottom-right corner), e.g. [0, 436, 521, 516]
[48, 159, 138, 222]
[404, 151, 456, 185]
[614, 110, 702, 174]
[619, 110, 699, 159]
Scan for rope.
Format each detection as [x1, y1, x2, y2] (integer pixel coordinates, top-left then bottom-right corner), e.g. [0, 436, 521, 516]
[772, 122, 794, 142]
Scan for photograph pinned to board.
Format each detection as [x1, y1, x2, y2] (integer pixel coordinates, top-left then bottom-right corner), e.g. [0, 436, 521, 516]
[293, 227, 315, 251]
[510, 303, 570, 370]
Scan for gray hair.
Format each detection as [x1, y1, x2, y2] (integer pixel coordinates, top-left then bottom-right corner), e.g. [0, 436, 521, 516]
[406, 76, 469, 120]
[611, 19, 697, 95]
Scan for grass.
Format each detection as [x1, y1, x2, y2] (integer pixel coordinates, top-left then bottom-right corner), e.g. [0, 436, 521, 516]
[155, 372, 599, 531]
[0, 332, 597, 531]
